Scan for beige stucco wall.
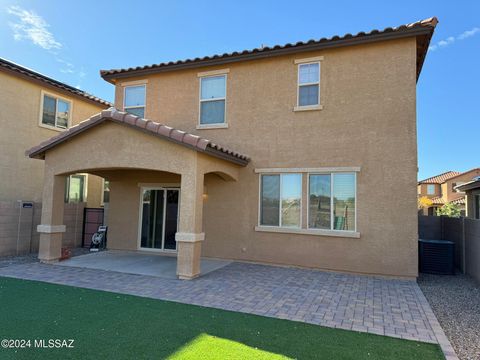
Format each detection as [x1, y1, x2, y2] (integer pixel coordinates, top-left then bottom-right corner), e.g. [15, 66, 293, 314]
[442, 169, 480, 203]
[111, 38, 420, 277]
[0, 71, 106, 205]
[417, 183, 440, 198]
[465, 189, 480, 219]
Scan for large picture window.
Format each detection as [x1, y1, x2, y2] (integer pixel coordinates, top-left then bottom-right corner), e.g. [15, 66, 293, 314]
[41, 93, 71, 129]
[260, 174, 302, 228]
[199, 75, 226, 125]
[309, 173, 356, 231]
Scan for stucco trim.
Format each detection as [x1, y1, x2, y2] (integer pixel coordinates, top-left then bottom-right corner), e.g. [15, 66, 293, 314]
[197, 68, 230, 77]
[293, 105, 323, 112]
[175, 232, 205, 242]
[294, 56, 324, 64]
[255, 226, 360, 238]
[255, 167, 361, 173]
[37, 224, 66, 233]
[120, 79, 149, 86]
[196, 123, 229, 130]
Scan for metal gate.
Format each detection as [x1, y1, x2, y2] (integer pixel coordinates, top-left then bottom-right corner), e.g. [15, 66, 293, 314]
[82, 208, 104, 248]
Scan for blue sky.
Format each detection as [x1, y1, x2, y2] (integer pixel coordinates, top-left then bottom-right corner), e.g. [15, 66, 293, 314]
[0, 0, 478, 180]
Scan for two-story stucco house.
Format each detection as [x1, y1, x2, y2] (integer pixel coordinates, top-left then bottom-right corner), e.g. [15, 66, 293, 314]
[418, 168, 480, 215]
[27, 18, 437, 279]
[0, 58, 111, 205]
[0, 58, 110, 255]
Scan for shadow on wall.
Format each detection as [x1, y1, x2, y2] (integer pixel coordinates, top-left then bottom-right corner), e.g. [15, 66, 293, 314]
[0, 201, 86, 256]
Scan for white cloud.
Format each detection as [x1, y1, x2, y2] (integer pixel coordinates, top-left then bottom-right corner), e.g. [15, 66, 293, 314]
[429, 27, 480, 51]
[457, 27, 480, 40]
[7, 5, 62, 50]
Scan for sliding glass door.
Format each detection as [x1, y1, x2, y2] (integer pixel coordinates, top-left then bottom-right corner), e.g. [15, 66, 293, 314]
[140, 188, 179, 251]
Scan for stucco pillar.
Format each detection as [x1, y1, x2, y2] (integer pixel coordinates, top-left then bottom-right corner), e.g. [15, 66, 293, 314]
[37, 174, 66, 262]
[176, 169, 204, 280]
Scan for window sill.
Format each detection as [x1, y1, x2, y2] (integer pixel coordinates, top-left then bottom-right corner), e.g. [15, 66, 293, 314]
[255, 226, 360, 238]
[38, 123, 67, 132]
[293, 105, 323, 112]
[196, 123, 229, 130]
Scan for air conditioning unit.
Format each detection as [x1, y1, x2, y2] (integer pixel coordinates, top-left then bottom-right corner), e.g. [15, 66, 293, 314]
[418, 239, 455, 275]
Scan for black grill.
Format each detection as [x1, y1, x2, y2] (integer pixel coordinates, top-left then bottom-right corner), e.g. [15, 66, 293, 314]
[419, 239, 455, 275]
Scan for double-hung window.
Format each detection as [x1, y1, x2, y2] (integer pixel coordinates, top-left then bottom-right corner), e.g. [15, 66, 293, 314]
[309, 173, 356, 231]
[40, 92, 71, 129]
[297, 62, 320, 107]
[260, 174, 302, 228]
[124, 85, 146, 117]
[199, 75, 226, 126]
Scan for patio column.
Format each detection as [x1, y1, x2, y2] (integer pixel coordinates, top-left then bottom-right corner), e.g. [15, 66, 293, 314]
[37, 174, 66, 263]
[176, 170, 204, 280]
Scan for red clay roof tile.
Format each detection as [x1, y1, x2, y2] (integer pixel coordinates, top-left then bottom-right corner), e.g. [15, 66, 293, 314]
[26, 108, 250, 166]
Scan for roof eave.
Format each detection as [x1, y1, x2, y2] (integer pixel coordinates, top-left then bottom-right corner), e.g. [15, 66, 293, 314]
[100, 26, 435, 84]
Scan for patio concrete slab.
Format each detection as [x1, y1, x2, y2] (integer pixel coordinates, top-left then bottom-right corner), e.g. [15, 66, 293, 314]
[0, 260, 443, 346]
[55, 250, 231, 279]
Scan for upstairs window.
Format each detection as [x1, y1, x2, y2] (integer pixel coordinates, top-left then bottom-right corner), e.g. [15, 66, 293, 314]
[124, 85, 146, 117]
[427, 184, 435, 195]
[199, 75, 226, 125]
[297, 62, 320, 107]
[41, 93, 71, 129]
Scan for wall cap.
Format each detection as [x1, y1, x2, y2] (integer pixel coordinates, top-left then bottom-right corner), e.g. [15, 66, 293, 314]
[175, 232, 205, 242]
[37, 224, 66, 234]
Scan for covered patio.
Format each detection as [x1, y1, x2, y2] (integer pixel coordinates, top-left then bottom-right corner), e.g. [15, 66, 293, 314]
[26, 108, 249, 279]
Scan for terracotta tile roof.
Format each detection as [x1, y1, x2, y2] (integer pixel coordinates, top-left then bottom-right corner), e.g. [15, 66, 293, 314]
[429, 196, 445, 205]
[430, 196, 465, 206]
[100, 17, 438, 83]
[0, 57, 112, 108]
[419, 171, 461, 184]
[26, 108, 250, 166]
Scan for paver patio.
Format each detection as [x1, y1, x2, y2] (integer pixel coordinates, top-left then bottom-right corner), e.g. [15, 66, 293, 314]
[0, 253, 444, 346]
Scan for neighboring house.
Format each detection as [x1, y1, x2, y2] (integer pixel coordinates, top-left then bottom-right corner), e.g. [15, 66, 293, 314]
[455, 178, 480, 219]
[27, 18, 437, 279]
[418, 168, 480, 215]
[0, 58, 111, 256]
[0, 58, 111, 206]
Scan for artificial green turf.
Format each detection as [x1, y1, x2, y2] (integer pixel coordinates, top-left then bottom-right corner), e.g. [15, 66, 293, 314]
[0, 277, 444, 359]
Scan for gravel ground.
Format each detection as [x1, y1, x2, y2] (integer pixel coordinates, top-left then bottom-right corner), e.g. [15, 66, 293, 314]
[418, 273, 480, 360]
[0, 248, 91, 269]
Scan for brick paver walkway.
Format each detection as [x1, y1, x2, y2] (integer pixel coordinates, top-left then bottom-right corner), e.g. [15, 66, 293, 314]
[0, 261, 439, 344]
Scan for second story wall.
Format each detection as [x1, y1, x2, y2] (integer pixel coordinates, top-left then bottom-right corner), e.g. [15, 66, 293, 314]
[114, 37, 417, 171]
[0, 71, 106, 202]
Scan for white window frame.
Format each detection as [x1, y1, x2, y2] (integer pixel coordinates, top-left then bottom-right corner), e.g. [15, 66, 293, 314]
[123, 84, 146, 117]
[39, 90, 73, 131]
[427, 184, 435, 195]
[307, 172, 357, 233]
[100, 179, 110, 206]
[65, 174, 88, 203]
[295, 59, 322, 111]
[255, 167, 360, 238]
[197, 73, 228, 129]
[258, 173, 303, 229]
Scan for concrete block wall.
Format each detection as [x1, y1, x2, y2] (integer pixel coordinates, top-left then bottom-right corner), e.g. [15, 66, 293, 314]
[0, 200, 86, 256]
